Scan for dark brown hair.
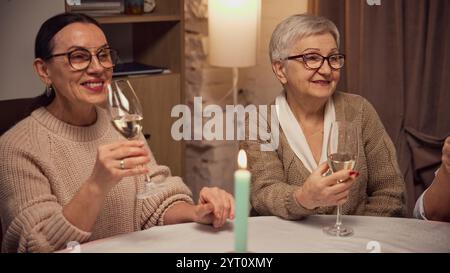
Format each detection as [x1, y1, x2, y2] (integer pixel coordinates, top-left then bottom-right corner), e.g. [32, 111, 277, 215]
[32, 13, 102, 109]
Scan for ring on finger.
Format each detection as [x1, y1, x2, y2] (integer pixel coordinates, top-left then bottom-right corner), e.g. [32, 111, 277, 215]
[120, 159, 125, 170]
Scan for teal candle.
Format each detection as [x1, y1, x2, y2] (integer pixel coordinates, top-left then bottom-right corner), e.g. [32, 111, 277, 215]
[234, 150, 251, 253]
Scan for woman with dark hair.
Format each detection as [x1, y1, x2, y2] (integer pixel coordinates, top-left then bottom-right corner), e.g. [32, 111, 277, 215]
[0, 13, 234, 253]
[30, 13, 103, 111]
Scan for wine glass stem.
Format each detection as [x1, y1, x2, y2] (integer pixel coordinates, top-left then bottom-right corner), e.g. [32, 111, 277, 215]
[336, 204, 342, 227]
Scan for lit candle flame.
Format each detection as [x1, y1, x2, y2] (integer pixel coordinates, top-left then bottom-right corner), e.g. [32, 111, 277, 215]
[237, 149, 247, 169]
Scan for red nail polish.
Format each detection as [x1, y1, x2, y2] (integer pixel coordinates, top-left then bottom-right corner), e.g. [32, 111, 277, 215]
[349, 171, 356, 176]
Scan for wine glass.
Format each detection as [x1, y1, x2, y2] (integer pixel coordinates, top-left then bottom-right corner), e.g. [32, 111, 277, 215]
[323, 121, 358, 237]
[107, 79, 163, 199]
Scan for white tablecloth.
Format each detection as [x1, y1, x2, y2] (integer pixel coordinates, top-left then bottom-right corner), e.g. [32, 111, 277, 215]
[62, 215, 450, 253]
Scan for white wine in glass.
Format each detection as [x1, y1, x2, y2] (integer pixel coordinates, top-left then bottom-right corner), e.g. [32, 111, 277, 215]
[323, 121, 358, 237]
[107, 79, 163, 199]
[328, 153, 355, 173]
[112, 114, 143, 139]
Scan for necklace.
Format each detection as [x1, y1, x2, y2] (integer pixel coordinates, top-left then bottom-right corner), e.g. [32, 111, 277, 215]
[299, 121, 324, 137]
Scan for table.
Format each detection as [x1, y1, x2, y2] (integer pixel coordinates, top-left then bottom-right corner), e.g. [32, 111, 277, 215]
[62, 215, 450, 253]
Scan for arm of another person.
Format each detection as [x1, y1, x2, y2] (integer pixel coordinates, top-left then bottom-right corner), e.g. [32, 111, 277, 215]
[422, 136, 450, 222]
[361, 99, 406, 217]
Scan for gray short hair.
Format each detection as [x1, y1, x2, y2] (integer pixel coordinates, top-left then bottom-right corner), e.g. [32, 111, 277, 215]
[269, 14, 340, 62]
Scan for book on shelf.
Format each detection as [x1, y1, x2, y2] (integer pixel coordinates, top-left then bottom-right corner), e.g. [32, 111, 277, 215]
[113, 62, 167, 77]
[75, 10, 123, 16]
[67, 0, 123, 14]
[70, 3, 121, 10]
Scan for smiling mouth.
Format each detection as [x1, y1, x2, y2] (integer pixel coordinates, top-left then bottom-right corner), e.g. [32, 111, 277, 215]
[311, 80, 331, 85]
[81, 81, 105, 92]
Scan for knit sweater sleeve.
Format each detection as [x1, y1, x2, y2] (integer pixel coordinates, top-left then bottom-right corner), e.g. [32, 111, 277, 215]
[0, 134, 91, 253]
[361, 99, 407, 217]
[140, 140, 193, 229]
[240, 112, 317, 220]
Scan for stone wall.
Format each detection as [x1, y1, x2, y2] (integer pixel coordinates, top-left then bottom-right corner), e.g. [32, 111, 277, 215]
[184, 0, 307, 200]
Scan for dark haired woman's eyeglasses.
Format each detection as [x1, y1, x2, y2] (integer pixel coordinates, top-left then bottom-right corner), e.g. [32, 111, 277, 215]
[46, 47, 119, 71]
[285, 53, 345, 70]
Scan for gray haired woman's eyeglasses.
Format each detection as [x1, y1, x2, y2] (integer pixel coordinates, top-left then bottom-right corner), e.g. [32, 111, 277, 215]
[45, 47, 119, 71]
[285, 53, 345, 70]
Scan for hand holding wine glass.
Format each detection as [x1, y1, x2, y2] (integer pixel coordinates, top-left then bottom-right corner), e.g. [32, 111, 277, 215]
[88, 139, 150, 194]
[107, 79, 163, 199]
[323, 121, 358, 237]
[296, 163, 357, 210]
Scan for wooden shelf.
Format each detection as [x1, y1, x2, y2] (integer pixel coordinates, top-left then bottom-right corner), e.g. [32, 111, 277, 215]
[115, 72, 180, 81]
[94, 14, 181, 24]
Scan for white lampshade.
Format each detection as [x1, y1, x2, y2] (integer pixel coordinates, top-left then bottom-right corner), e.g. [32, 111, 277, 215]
[208, 0, 260, 68]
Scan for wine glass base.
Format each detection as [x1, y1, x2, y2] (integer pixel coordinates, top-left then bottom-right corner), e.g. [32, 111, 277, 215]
[136, 182, 165, 199]
[323, 224, 353, 237]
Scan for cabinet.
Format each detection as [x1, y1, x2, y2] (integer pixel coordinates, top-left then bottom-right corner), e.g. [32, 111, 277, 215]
[66, 0, 185, 177]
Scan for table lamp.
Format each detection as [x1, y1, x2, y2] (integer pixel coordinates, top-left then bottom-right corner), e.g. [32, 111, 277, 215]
[208, 0, 260, 105]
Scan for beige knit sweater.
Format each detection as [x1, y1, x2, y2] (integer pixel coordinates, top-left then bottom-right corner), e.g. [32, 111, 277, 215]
[240, 91, 406, 219]
[0, 107, 193, 253]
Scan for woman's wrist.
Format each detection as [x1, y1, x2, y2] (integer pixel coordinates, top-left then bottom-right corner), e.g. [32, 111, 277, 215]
[85, 177, 108, 199]
[163, 202, 197, 225]
[178, 202, 197, 222]
[188, 203, 199, 223]
[295, 187, 316, 210]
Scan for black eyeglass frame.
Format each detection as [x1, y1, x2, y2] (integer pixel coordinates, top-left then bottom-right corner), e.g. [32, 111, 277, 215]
[285, 53, 346, 70]
[45, 47, 119, 71]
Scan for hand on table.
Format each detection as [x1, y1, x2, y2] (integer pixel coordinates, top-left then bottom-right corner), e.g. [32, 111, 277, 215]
[193, 187, 235, 228]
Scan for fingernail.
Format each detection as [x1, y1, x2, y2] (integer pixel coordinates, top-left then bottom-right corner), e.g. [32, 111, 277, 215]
[349, 171, 356, 176]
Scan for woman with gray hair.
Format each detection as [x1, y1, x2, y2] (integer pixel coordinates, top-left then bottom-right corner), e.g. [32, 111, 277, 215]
[241, 14, 406, 222]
